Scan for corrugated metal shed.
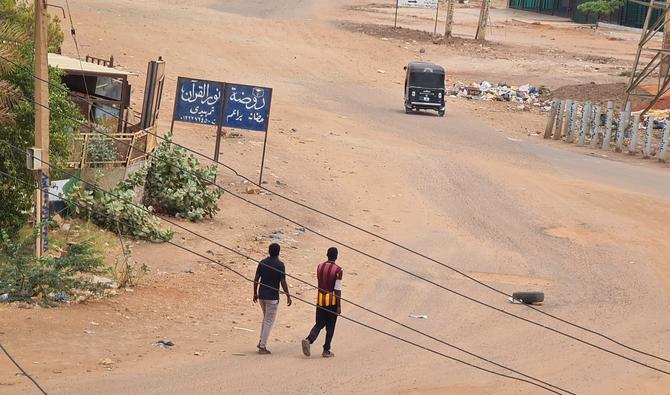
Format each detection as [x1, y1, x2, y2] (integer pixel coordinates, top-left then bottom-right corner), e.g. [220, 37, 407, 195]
[48, 53, 136, 76]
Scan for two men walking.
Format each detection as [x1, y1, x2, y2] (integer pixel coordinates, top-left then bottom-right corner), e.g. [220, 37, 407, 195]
[253, 244, 342, 357]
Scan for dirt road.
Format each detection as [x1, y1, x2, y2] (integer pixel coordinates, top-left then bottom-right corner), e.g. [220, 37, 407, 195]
[1, 0, 670, 394]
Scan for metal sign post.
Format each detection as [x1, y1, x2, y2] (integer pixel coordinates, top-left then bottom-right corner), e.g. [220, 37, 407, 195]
[221, 83, 273, 185]
[395, 0, 400, 28]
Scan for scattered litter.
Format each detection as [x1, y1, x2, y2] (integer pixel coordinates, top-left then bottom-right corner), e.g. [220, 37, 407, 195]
[245, 186, 261, 195]
[194, 352, 202, 356]
[233, 327, 254, 333]
[506, 137, 522, 142]
[99, 358, 114, 366]
[377, 69, 386, 74]
[181, 268, 194, 274]
[408, 314, 428, 319]
[155, 340, 174, 348]
[0, 293, 8, 302]
[450, 81, 551, 111]
[508, 297, 524, 304]
[84, 330, 95, 335]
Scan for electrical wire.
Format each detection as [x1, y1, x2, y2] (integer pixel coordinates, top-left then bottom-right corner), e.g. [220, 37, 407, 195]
[0, 168, 567, 395]
[4, 57, 670, 371]
[0, 140, 573, 394]
[4, 51, 668, 367]
[64, 0, 91, 104]
[6, 93, 670, 375]
[0, 342, 48, 394]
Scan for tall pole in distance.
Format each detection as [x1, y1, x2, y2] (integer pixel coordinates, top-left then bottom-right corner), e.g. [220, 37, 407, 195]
[475, 0, 491, 41]
[444, 0, 455, 39]
[394, 0, 400, 28]
[34, 0, 50, 257]
[433, 3, 440, 35]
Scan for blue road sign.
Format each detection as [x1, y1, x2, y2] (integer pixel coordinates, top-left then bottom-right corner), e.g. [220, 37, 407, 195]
[222, 84, 272, 132]
[174, 77, 224, 126]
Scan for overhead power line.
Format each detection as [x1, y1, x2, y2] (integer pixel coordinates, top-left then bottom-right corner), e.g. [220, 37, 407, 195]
[3, 58, 669, 373]
[0, 342, 48, 394]
[0, 168, 568, 395]
[0, 139, 573, 394]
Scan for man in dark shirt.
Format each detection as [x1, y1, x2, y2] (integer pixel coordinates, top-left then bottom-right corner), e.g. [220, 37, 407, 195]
[302, 247, 343, 358]
[253, 243, 292, 354]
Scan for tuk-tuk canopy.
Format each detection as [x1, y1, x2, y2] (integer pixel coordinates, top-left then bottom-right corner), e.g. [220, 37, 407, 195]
[407, 62, 445, 89]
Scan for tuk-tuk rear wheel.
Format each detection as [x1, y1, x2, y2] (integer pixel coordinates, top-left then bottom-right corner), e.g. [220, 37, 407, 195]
[438, 110, 445, 117]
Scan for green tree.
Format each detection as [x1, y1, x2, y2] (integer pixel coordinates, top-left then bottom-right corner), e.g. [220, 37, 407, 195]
[578, 0, 625, 20]
[0, 21, 27, 124]
[0, 1, 81, 236]
[0, 0, 64, 53]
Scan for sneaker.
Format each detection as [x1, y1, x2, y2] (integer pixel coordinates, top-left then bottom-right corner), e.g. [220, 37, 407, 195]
[258, 347, 271, 355]
[322, 350, 334, 358]
[301, 339, 311, 357]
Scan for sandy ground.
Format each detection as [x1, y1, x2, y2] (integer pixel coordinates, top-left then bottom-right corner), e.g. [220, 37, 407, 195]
[1, 0, 670, 394]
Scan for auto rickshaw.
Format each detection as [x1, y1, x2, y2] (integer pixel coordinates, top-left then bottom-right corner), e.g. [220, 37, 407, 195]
[403, 62, 445, 117]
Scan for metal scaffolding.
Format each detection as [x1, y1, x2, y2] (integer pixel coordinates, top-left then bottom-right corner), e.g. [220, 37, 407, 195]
[625, 0, 670, 115]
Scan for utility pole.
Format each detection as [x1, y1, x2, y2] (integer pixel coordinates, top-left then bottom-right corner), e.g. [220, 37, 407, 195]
[33, 0, 49, 257]
[444, 0, 455, 39]
[475, 0, 491, 41]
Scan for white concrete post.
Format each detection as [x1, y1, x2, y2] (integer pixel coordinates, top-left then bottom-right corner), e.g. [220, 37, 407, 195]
[615, 101, 632, 152]
[544, 100, 558, 139]
[629, 114, 640, 155]
[602, 101, 615, 150]
[578, 101, 592, 147]
[643, 116, 654, 159]
[590, 105, 602, 149]
[567, 101, 578, 143]
[660, 122, 670, 162]
[554, 100, 565, 140]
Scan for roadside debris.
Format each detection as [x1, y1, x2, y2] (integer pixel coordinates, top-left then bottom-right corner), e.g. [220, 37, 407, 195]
[155, 340, 174, 348]
[99, 358, 114, 366]
[450, 81, 552, 110]
[408, 314, 428, 319]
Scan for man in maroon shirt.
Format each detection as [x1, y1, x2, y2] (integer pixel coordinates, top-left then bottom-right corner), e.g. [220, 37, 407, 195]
[302, 247, 342, 358]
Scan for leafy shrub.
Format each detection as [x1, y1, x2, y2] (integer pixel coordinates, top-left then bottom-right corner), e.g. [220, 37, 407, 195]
[112, 239, 148, 288]
[577, 0, 625, 18]
[66, 169, 173, 242]
[144, 131, 222, 221]
[87, 126, 118, 165]
[0, 230, 108, 303]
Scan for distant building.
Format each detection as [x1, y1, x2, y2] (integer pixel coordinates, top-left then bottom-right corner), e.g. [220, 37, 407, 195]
[508, 0, 664, 29]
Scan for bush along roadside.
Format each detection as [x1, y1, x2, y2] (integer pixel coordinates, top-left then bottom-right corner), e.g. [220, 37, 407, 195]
[0, 230, 109, 305]
[144, 131, 222, 221]
[66, 168, 174, 242]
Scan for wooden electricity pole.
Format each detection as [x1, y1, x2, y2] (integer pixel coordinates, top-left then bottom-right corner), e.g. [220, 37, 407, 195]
[444, 0, 455, 39]
[34, 0, 49, 257]
[475, 0, 491, 41]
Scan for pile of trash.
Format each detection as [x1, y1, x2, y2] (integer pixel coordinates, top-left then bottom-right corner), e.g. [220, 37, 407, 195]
[449, 81, 553, 111]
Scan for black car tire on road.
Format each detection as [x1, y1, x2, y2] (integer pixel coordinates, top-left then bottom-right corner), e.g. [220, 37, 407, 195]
[438, 110, 445, 117]
[512, 291, 544, 304]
